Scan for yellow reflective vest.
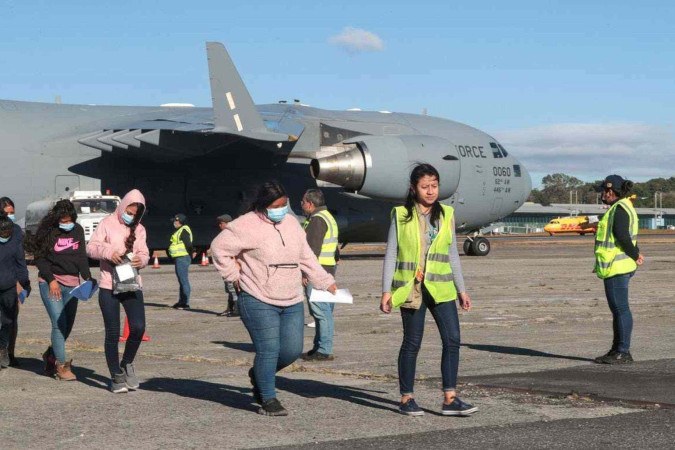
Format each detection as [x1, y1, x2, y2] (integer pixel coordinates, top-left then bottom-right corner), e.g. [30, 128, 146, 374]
[594, 198, 638, 279]
[391, 204, 457, 308]
[303, 210, 338, 266]
[168, 225, 193, 258]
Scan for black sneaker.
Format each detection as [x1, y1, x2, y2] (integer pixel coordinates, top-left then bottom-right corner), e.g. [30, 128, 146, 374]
[302, 351, 334, 361]
[441, 397, 478, 416]
[399, 398, 424, 416]
[600, 351, 633, 364]
[248, 367, 262, 404]
[594, 350, 617, 364]
[258, 398, 288, 416]
[172, 302, 190, 309]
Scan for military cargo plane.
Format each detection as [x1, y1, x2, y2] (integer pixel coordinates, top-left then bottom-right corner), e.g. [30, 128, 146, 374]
[0, 42, 531, 255]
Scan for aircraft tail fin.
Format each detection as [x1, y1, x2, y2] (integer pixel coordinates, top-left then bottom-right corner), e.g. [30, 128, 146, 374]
[206, 42, 287, 141]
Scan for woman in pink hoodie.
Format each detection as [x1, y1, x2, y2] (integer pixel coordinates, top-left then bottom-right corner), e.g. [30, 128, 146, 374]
[212, 181, 337, 417]
[87, 189, 149, 393]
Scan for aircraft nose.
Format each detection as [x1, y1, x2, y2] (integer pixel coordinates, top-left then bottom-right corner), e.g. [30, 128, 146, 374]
[517, 160, 532, 205]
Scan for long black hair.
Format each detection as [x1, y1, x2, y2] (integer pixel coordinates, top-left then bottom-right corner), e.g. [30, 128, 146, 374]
[124, 202, 144, 253]
[403, 163, 444, 225]
[26, 199, 78, 259]
[248, 180, 287, 214]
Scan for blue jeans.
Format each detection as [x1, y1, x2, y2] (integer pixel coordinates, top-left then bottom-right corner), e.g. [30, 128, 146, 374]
[603, 273, 634, 353]
[306, 283, 335, 354]
[174, 255, 191, 305]
[39, 282, 79, 363]
[398, 286, 460, 395]
[239, 291, 304, 401]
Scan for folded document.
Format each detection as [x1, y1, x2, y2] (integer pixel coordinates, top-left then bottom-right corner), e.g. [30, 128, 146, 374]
[69, 280, 99, 301]
[309, 288, 353, 304]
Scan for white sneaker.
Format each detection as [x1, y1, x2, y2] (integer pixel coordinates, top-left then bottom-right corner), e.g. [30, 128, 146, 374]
[306, 322, 316, 328]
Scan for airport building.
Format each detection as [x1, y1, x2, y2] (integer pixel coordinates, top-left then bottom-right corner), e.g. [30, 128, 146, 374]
[499, 202, 675, 233]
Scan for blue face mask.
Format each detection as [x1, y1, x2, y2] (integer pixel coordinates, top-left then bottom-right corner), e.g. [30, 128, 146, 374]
[59, 222, 75, 232]
[266, 204, 289, 223]
[0, 236, 9, 244]
[7, 214, 15, 223]
[122, 212, 135, 225]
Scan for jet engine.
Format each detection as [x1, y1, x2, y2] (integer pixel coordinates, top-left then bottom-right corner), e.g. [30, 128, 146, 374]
[310, 135, 461, 201]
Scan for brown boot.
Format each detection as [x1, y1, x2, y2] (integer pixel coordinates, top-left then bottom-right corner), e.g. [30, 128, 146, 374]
[55, 360, 77, 381]
[42, 347, 56, 377]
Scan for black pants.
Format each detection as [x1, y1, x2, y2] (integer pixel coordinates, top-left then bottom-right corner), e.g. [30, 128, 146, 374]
[0, 286, 18, 350]
[98, 288, 146, 376]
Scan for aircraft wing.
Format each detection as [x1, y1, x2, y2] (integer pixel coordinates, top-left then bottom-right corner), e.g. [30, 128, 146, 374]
[77, 42, 295, 162]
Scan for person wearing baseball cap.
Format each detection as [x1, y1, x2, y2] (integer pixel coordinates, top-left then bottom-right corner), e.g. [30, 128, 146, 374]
[593, 174, 644, 364]
[168, 213, 194, 309]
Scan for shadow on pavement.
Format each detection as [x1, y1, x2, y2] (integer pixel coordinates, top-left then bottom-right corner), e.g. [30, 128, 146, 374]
[212, 340, 255, 353]
[11, 357, 46, 376]
[11, 357, 111, 390]
[144, 302, 220, 316]
[141, 377, 258, 413]
[462, 343, 595, 362]
[277, 377, 398, 412]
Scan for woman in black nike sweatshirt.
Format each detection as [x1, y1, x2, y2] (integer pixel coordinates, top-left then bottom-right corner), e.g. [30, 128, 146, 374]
[28, 200, 91, 381]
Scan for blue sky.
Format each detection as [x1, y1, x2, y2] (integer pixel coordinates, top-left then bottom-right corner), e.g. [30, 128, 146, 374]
[1, 0, 673, 186]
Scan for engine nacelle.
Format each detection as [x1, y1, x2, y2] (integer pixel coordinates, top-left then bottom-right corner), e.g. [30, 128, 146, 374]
[310, 135, 461, 201]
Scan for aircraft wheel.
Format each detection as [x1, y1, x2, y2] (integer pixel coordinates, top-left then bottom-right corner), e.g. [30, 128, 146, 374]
[463, 239, 474, 256]
[471, 237, 490, 256]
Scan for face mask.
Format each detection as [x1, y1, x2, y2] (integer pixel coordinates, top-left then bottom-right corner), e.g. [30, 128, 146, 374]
[122, 212, 135, 225]
[7, 214, 15, 223]
[0, 236, 9, 244]
[59, 222, 75, 232]
[266, 204, 289, 223]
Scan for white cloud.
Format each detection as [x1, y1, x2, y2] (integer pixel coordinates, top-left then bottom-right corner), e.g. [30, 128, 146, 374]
[329, 27, 384, 54]
[494, 123, 675, 183]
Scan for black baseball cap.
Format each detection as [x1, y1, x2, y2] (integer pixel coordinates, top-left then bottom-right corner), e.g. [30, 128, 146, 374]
[596, 175, 625, 193]
[172, 213, 187, 224]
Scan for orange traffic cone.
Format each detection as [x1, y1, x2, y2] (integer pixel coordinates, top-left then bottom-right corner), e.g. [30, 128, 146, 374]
[152, 255, 160, 269]
[119, 316, 151, 342]
[200, 252, 209, 266]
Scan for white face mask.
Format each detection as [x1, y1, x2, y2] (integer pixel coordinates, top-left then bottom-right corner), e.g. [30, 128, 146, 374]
[0, 235, 10, 244]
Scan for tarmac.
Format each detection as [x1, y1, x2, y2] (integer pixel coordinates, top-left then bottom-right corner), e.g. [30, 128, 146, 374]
[1, 234, 673, 449]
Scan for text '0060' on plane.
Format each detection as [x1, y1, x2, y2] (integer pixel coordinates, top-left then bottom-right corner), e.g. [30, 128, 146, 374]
[0, 42, 531, 255]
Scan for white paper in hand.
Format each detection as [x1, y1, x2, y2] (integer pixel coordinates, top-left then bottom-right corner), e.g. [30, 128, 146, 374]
[309, 288, 353, 304]
[115, 263, 135, 282]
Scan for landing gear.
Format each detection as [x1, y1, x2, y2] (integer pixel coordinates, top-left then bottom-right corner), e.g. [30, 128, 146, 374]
[462, 236, 491, 256]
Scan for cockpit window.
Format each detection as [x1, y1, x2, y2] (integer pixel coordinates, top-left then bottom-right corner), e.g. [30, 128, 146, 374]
[490, 142, 502, 158]
[498, 144, 509, 157]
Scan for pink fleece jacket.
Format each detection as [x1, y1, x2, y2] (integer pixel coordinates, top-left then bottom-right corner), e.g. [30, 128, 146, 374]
[211, 211, 335, 307]
[86, 190, 150, 290]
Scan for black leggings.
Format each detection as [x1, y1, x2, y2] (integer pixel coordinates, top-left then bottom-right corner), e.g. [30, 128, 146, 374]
[98, 288, 146, 376]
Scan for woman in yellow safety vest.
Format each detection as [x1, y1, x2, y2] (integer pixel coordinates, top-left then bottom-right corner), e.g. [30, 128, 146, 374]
[380, 163, 476, 417]
[593, 175, 644, 364]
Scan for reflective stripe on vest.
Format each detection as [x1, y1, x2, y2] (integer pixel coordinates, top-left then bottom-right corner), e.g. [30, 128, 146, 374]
[594, 198, 638, 279]
[315, 210, 338, 266]
[390, 204, 457, 308]
[303, 210, 339, 266]
[168, 225, 193, 258]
